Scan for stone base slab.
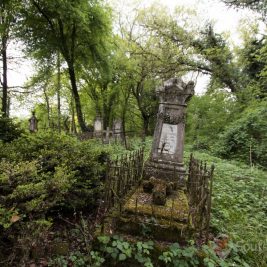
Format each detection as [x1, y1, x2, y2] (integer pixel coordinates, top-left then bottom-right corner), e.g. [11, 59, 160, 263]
[144, 160, 186, 187]
[118, 186, 189, 242]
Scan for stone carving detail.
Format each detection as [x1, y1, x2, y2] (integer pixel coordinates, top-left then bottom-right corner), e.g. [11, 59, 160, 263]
[156, 78, 194, 105]
[158, 124, 177, 155]
[158, 112, 185, 125]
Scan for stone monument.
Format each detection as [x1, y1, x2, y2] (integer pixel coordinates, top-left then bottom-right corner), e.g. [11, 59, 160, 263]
[145, 77, 194, 187]
[29, 111, 38, 133]
[102, 127, 113, 144]
[113, 119, 123, 142]
[93, 115, 103, 138]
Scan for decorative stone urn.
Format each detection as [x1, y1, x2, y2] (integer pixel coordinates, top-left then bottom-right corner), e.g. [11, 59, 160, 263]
[144, 77, 194, 187]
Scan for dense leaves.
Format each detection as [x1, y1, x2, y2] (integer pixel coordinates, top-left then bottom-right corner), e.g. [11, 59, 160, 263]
[214, 101, 267, 168]
[0, 117, 23, 142]
[186, 91, 238, 150]
[16, 0, 112, 131]
[0, 132, 117, 264]
[0, 132, 111, 213]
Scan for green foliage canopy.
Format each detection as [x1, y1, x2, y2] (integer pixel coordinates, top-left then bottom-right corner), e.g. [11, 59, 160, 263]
[16, 0, 112, 132]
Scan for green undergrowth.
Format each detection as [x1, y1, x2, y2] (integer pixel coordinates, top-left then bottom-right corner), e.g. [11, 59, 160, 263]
[0, 131, 130, 265]
[49, 234, 249, 267]
[0, 134, 266, 266]
[184, 149, 267, 266]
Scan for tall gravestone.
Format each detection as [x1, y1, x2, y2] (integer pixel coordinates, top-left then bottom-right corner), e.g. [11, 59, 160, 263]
[29, 111, 38, 133]
[113, 119, 123, 142]
[93, 115, 103, 138]
[145, 77, 194, 186]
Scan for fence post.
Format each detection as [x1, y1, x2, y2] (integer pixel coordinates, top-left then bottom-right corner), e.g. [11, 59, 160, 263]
[187, 154, 215, 241]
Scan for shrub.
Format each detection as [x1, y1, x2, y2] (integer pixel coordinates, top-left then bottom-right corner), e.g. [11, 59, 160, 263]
[0, 132, 111, 211]
[214, 102, 267, 168]
[0, 132, 115, 264]
[0, 117, 23, 142]
[186, 92, 238, 150]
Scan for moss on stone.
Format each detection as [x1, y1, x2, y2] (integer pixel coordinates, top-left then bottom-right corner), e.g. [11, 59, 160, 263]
[123, 186, 189, 223]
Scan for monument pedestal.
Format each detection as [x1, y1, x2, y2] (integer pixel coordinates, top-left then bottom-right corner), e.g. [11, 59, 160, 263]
[145, 159, 186, 187]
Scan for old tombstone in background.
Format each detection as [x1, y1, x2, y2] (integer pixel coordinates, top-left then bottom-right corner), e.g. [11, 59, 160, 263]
[145, 77, 194, 188]
[29, 111, 38, 133]
[93, 115, 103, 138]
[113, 119, 123, 142]
[102, 127, 113, 144]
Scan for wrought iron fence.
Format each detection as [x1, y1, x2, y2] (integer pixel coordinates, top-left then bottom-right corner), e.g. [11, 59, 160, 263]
[103, 148, 144, 210]
[187, 153, 215, 239]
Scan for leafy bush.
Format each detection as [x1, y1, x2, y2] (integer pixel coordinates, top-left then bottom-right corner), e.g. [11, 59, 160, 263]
[0, 132, 111, 212]
[0, 131, 116, 264]
[214, 102, 267, 168]
[186, 92, 238, 150]
[0, 117, 23, 142]
[93, 235, 154, 266]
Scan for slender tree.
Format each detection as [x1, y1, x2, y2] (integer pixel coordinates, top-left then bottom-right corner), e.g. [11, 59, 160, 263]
[0, 0, 16, 117]
[57, 51, 61, 133]
[17, 0, 111, 131]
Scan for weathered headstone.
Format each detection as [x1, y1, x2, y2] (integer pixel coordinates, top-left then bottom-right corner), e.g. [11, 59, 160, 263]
[113, 119, 123, 142]
[145, 77, 194, 187]
[102, 127, 113, 144]
[29, 111, 38, 133]
[93, 115, 103, 137]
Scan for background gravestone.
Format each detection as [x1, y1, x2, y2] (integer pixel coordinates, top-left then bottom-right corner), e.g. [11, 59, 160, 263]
[113, 119, 122, 142]
[145, 78, 194, 186]
[29, 111, 38, 132]
[93, 115, 103, 137]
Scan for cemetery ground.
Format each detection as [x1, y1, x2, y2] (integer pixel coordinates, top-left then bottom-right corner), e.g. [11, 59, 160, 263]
[0, 132, 266, 267]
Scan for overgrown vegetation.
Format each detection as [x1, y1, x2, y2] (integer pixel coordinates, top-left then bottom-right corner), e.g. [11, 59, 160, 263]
[0, 117, 23, 142]
[1, 0, 267, 266]
[0, 132, 125, 265]
[0, 133, 266, 266]
[184, 149, 267, 266]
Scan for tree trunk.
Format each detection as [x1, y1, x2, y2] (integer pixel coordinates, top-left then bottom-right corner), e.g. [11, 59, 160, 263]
[57, 52, 61, 133]
[101, 83, 109, 129]
[1, 28, 8, 117]
[71, 97, 77, 134]
[121, 91, 130, 148]
[6, 96, 10, 117]
[43, 86, 50, 128]
[67, 64, 87, 132]
[143, 115, 150, 139]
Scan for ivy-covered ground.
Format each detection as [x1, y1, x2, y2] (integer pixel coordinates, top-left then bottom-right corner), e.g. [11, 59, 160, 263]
[0, 134, 266, 266]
